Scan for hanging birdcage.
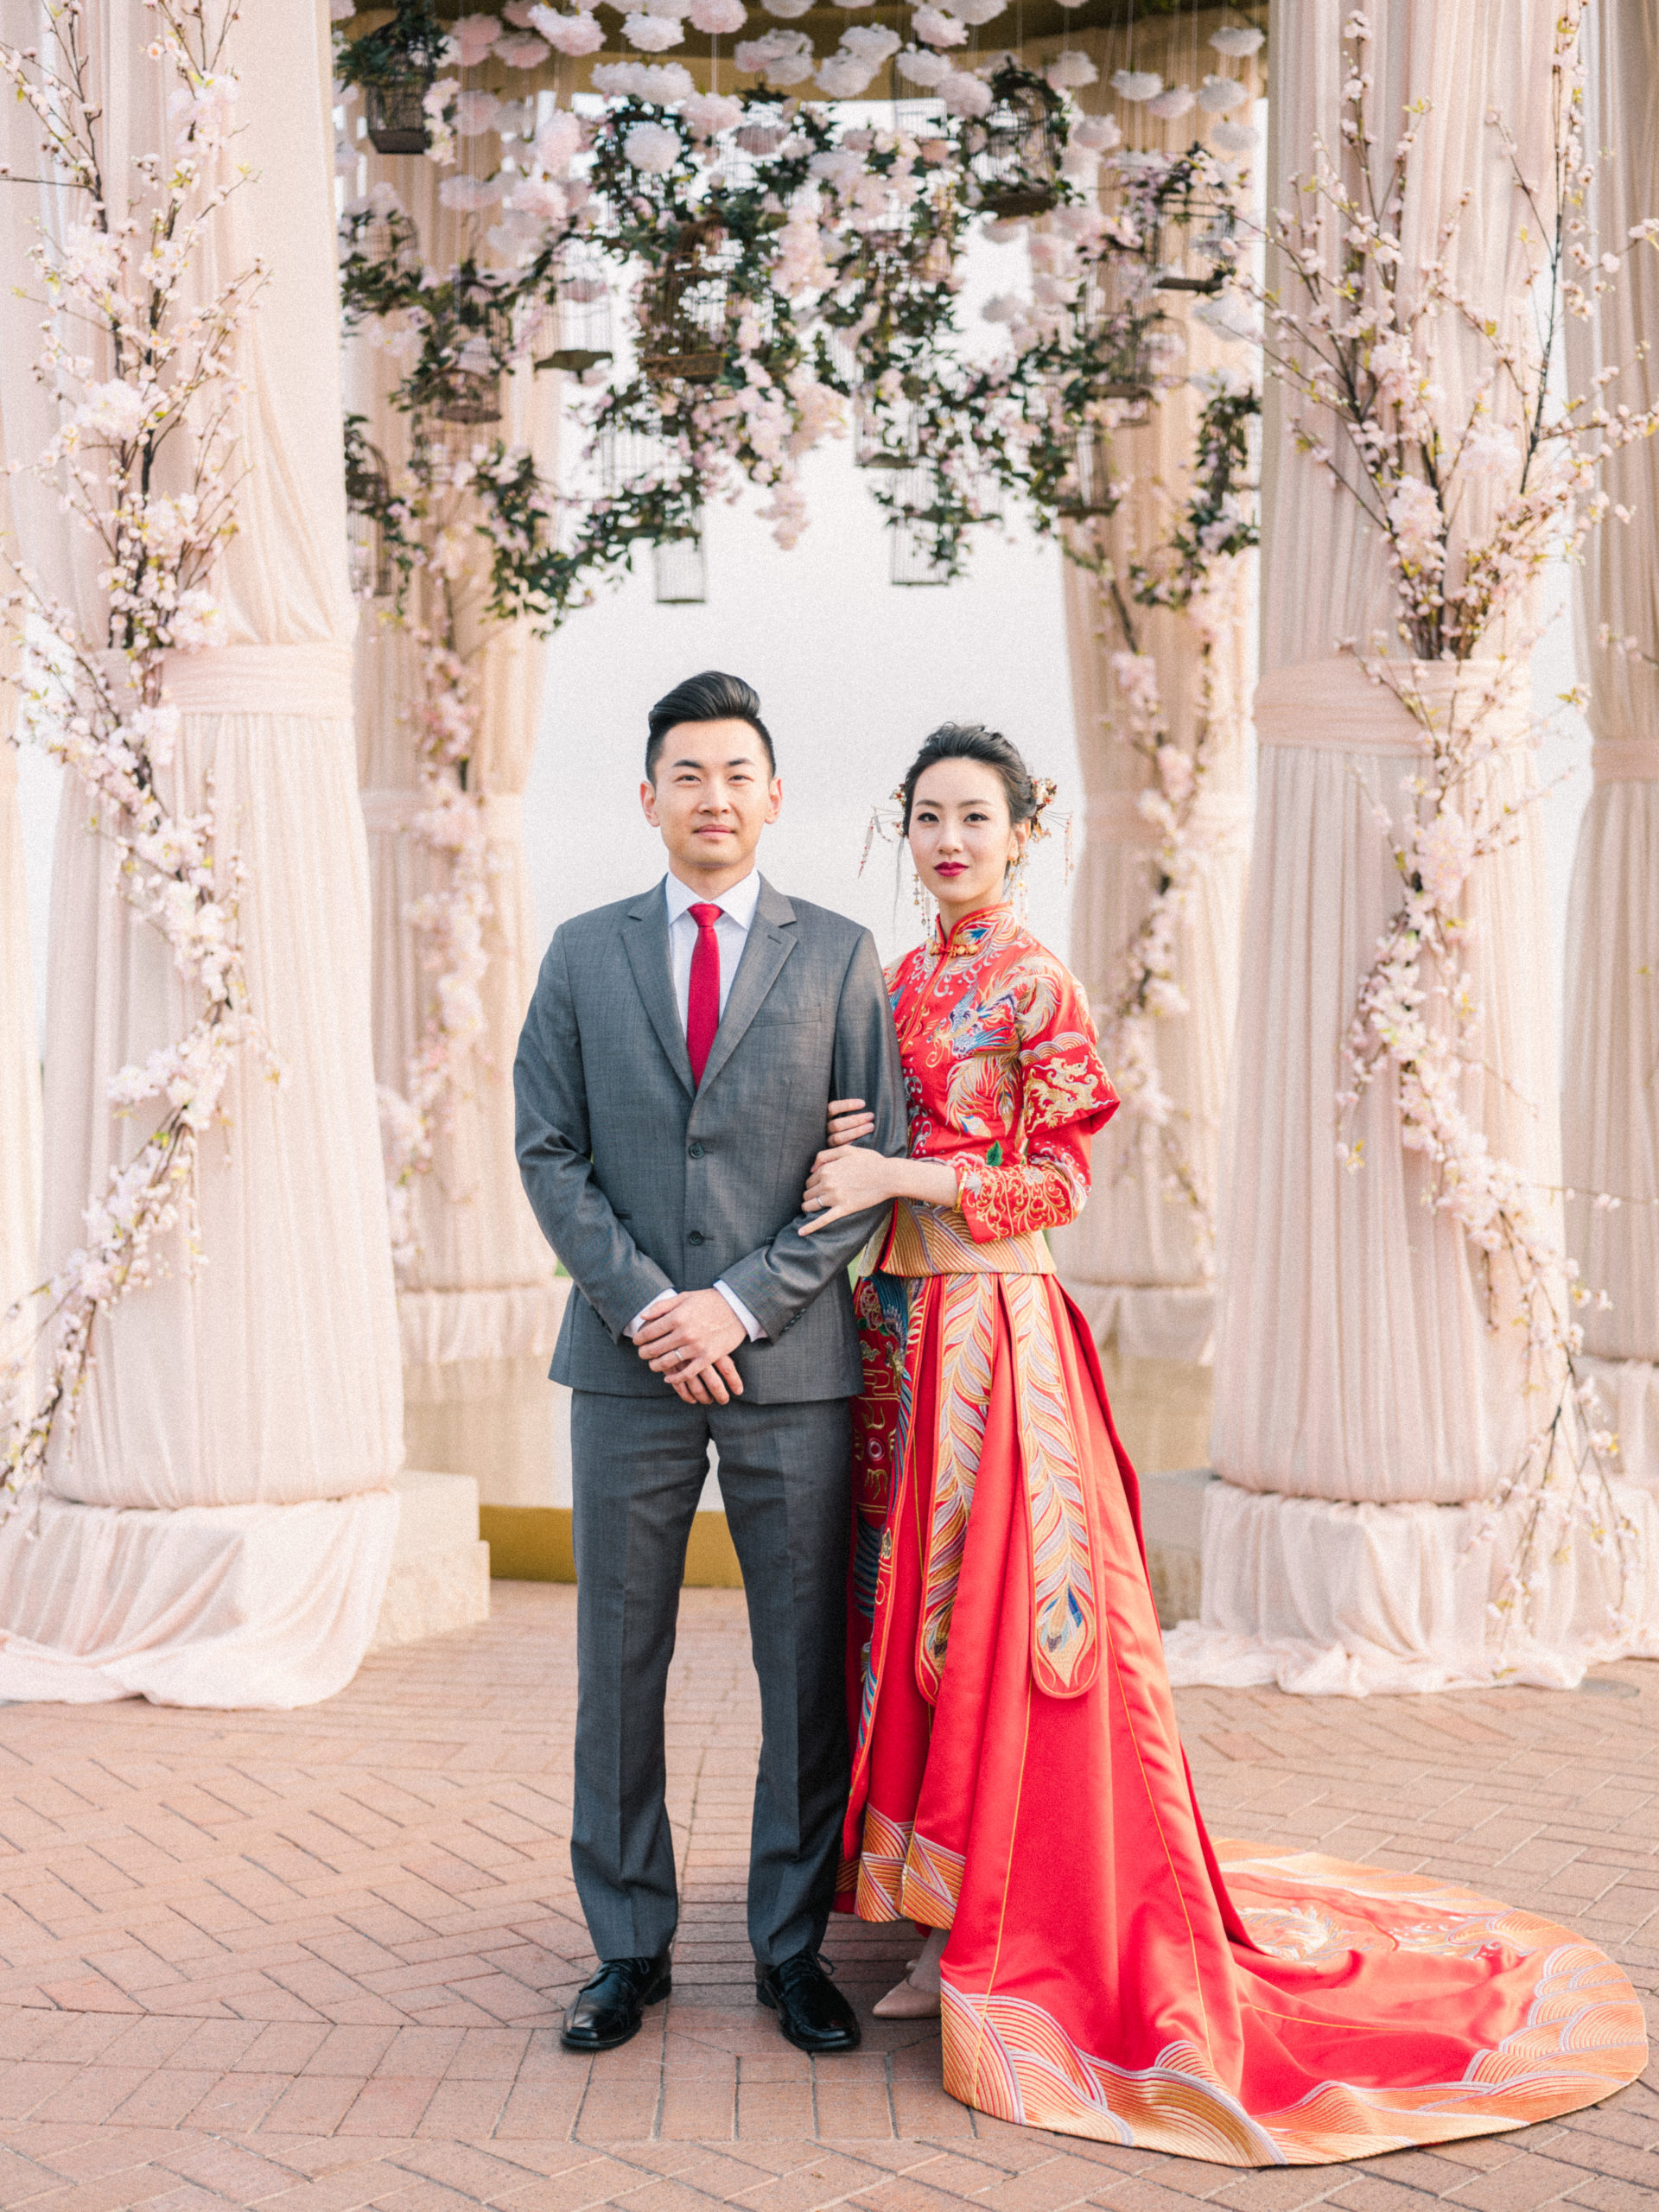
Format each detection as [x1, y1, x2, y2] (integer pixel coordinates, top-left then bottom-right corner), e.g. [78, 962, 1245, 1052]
[528, 246, 614, 377]
[1077, 264, 1165, 420]
[595, 423, 667, 499]
[1151, 157, 1239, 295]
[345, 439, 394, 599]
[854, 387, 923, 470]
[362, 73, 432, 156]
[654, 528, 707, 605]
[1055, 426, 1116, 518]
[961, 62, 1065, 219]
[887, 467, 950, 588]
[640, 220, 736, 386]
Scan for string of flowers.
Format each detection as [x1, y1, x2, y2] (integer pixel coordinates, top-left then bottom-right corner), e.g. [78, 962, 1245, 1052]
[375, 630, 496, 1281]
[1260, 5, 1659, 1656]
[1069, 379, 1259, 1255]
[0, 1, 269, 1500]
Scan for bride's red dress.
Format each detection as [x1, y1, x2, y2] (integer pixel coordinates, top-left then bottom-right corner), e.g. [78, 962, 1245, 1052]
[836, 904, 1643, 2165]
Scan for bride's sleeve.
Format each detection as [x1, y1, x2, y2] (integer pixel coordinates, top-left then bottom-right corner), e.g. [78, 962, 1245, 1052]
[952, 965, 1119, 1243]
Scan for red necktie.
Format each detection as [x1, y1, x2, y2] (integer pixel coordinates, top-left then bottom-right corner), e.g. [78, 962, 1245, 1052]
[685, 902, 723, 1087]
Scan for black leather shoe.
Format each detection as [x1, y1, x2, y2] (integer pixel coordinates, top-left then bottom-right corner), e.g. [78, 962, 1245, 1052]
[560, 1953, 671, 2052]
[755, 1948, 861, 2054]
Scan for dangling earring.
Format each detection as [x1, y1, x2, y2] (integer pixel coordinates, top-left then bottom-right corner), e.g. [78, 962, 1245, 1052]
[1007, 845, 1030, 924]
[910, 848, 938, 938]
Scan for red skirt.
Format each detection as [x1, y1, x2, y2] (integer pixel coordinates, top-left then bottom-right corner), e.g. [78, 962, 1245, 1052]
[836, 1268, 1646, 2165]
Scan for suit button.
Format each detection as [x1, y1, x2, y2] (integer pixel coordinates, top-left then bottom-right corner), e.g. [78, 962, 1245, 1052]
[688, 1141, 705, 1158]
[687, 1230, 704, 1246]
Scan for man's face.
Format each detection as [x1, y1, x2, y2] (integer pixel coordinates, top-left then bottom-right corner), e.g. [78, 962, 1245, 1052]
[640, 717, 781, 882]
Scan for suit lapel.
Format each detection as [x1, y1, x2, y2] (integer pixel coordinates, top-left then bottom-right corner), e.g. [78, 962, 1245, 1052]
[621, 883, 694, 1098]
[696, 875, 797, 1098]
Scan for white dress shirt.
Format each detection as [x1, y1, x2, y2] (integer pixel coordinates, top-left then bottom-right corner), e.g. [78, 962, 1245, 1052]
[627, 870, 765, 1349]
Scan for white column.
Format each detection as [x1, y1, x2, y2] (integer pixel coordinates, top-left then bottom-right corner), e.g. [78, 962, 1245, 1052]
[0, 1, 404, 1707]
[1165, 0, 1659, 1694]
[1560, 1, 1659, 1494]
[345, 148, 567, 1513]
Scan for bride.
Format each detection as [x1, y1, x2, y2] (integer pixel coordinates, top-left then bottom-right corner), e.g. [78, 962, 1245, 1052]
[800, 721, 1643, 2165]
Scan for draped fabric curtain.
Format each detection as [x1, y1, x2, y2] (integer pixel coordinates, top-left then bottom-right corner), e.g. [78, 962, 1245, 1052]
[1561, 0, 1659, 1497]
[1035, 15, 1258, 1371]
[344, 146, 564, 1503]
[0, 0, 403, 1707]
[1164, 0, 1659, 1694]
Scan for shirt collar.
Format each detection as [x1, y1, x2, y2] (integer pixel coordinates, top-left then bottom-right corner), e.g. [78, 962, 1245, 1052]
[664, 868, 761, 930]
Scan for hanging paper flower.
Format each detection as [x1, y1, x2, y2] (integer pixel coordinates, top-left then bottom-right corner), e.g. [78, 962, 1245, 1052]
[683, 90, 745, 135]
[689, 0, 747, 28]
[1198, 73, 1248, 112]
[949, 0, 1007, 20]
[623, 120, 683, 170]
[532, 110, 585, 173]
[439, 173, 507, 209]
[1211, 119, 1258, 153]
[1147, 85, 1196, 118]
[939, 67, 992, 115]
[1211, 25, 1265, 56]
[450, 12, 503, 67]
[895, 45, 951, 86]
[1072, 114, 1121, 152]
[495, 32, 551, 65]
[594, 60, 697, 96]
[1046, 50, 1096, 89]
[455, 90, 502, 136]
[529, 7, 606, 55]
[913, 5, 969, 48]
[765, 0, 814, 16]
[817, 54, 879, 95]
[623, 14, 684, 50]
[734, 28, 815, 82]
[1111, 69, 1162, 101]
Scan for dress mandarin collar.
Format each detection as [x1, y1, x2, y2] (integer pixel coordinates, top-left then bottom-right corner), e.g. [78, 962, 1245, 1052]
[931, 902, 1020, 962]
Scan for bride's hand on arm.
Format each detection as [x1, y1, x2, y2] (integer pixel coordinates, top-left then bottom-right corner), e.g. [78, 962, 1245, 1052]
[800, 1147, 960, 1234]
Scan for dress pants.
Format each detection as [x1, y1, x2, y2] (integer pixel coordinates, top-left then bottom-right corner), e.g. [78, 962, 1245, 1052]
[569, 1389, 852, 1966]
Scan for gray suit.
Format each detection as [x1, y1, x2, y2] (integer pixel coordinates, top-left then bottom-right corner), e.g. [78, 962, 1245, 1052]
[514, 874, 907, 1964]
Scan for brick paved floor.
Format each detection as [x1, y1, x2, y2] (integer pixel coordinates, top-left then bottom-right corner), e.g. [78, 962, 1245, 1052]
[0, 1584, 1653, 2211]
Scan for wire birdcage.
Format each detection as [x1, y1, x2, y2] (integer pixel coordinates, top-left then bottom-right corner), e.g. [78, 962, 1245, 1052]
[1077, 264, 1165, 421]
[1055, 426, 1116, 518]
[344, 439, 394, 598]
[1149, 156, 1239, 296]
[528, 246, 614, 377]
[654, 528, 707, 604]
[363, 73, 432, 156]
[640, 220, 737, 387]
[961, 63, 1065, 219]
[887, 467, 950, 588]
[853, 388, 922, 470]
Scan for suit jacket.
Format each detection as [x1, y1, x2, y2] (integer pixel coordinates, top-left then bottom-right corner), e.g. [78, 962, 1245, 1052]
[514, 874, 910, 1402]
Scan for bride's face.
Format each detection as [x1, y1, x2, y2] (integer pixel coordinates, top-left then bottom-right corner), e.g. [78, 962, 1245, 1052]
[907, 759, 1028, 922]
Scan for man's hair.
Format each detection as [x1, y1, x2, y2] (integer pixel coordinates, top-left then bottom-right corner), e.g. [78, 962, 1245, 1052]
[645, 670, 775, 783]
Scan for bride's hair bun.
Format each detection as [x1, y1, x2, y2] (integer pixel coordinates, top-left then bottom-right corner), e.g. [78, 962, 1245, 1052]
[898, 722, 1054, 836]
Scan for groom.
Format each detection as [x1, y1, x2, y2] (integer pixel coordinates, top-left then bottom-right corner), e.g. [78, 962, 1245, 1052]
[514, 671, 907, 2057]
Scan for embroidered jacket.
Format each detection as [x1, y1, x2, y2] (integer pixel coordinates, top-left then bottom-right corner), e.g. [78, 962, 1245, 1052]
[883, 903, 1119, 1244]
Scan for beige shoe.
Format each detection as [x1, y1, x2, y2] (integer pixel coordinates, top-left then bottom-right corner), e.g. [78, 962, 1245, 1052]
[872, 1974, 943, 2019]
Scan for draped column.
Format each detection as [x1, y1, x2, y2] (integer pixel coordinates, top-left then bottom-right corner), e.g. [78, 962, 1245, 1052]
[345, 147, 566, 1511]
[1164, 0, 1659, 1694]
[0, 734, 39, 1354]
[1035, 16, 1258, 1396]
[1560, 1, 1659, 1496]
[0, 0, 404, 1707]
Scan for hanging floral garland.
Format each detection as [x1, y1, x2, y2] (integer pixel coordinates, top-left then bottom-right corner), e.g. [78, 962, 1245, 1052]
[0, 3, 267, 1498]
[1256, 6, 1659, 1655]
